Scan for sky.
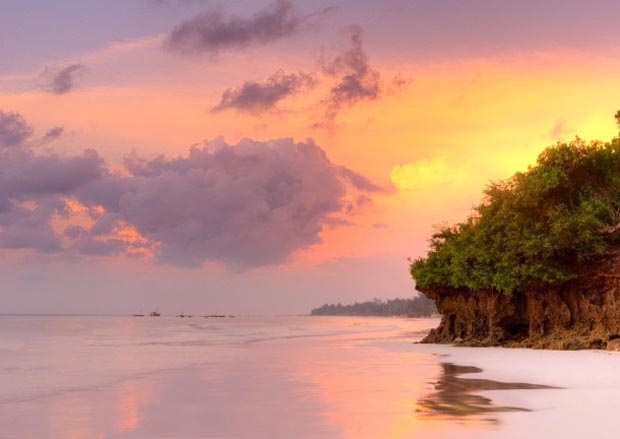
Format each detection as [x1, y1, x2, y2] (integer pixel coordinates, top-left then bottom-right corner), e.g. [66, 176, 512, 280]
[2, 0, 620, 314]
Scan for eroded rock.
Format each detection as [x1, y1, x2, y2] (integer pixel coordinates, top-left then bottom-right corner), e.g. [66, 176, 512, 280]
[420, 254, 620, 350]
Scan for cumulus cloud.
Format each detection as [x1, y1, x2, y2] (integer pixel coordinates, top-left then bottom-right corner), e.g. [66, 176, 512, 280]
[0, 197, 65, 253]
[212, 70, 316, 114]
[0, 110, 378, 269]
[0, 111, 34, 149]
[0, 112, 107, 253]
[44, 64, 86, 95]
[337, 166, 381, 192]
[164, 0, 304, 54]
[320, 25, 381, 122]
[77, 237, 127, 256]
[83, 137, 379, 268]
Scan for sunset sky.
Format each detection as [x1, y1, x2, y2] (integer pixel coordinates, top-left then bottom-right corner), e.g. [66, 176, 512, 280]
[2, 0, 620, 314]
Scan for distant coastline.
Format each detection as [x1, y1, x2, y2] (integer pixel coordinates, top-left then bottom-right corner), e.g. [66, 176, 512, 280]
[310, 296, 437, 318]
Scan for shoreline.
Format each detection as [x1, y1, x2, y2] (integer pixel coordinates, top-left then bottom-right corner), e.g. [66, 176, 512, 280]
[2, 316, 619, 438]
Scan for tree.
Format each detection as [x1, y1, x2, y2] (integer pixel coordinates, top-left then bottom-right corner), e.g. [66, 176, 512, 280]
[310, 295, 436, 317]
[412, 113, 620, 295]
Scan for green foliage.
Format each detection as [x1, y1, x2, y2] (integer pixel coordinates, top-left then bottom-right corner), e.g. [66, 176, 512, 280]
[310, 295, 437, 317]
[412, 117, 620, 295]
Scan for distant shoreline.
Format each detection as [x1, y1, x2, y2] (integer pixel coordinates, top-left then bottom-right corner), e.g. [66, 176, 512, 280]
[310, 295, 437, 318]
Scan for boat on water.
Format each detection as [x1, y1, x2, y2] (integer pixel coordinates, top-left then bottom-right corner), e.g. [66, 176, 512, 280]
[133, 314, 145, 317]
[150, 310, 161, 317]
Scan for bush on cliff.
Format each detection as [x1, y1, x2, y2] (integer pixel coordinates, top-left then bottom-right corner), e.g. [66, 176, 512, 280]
[412, 113, 620, 294]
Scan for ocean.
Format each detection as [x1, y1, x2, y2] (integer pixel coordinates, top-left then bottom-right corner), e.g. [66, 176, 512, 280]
[1, 314, 612, 439]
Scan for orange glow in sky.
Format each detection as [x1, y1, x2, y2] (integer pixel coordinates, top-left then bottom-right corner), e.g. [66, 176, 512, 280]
[2, 0, 620, 312]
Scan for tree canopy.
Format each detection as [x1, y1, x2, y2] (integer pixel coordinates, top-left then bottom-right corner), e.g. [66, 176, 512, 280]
[411, 115, 620, 295]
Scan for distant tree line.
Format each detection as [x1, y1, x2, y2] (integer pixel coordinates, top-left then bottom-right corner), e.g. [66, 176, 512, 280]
[310, 296, 437, 317]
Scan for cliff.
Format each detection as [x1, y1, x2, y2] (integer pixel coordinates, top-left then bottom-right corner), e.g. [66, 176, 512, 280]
[420, 253, 620, 350]
[411, 126, 620, 350]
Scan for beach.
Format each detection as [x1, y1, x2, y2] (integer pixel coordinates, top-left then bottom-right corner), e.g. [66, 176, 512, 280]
[1, 315, 618, 439]
[417, 344, 620, 438]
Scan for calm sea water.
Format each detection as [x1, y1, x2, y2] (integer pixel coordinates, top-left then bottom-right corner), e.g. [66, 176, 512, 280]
[0, 315, 523, 439]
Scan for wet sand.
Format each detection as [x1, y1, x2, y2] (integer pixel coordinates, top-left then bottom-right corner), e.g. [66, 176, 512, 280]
[416, 363, 557, 421]
[412, 344, 620, 438]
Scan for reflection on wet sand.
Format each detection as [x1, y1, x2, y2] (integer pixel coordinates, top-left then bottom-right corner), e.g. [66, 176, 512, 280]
[416, 363, 557, 422]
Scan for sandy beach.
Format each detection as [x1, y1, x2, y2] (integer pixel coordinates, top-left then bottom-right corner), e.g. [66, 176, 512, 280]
[413, 344, 620, 438]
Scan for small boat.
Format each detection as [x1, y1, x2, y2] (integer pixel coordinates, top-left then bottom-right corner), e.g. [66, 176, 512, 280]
[150, 310, 161, 317]
[133, 314, 145, 317]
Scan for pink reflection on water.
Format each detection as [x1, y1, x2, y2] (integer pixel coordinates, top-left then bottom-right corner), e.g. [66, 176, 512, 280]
[0, 316, 511, 439]
[288, 319, 490, 439]
[114, 382, 155, 433]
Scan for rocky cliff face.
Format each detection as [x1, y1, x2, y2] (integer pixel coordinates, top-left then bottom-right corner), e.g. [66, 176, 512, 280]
[420, 254, 620, 350]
